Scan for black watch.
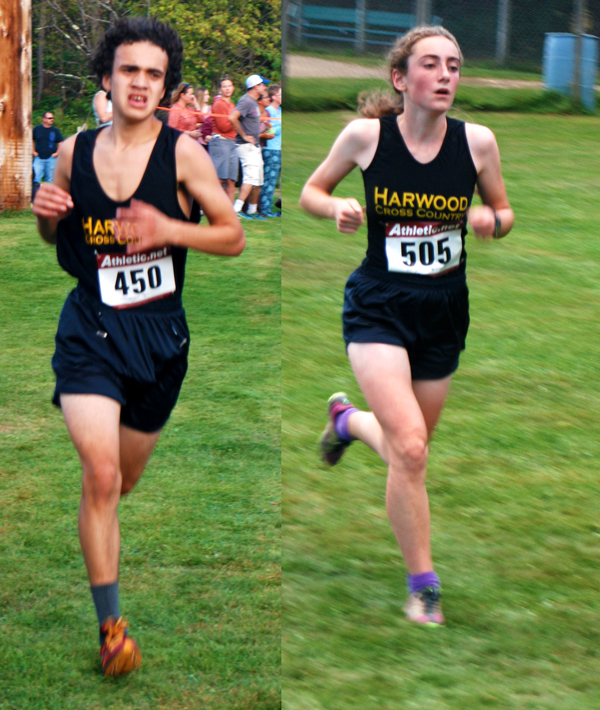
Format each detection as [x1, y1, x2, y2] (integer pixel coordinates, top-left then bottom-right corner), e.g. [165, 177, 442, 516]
[493, 211, 501, 238]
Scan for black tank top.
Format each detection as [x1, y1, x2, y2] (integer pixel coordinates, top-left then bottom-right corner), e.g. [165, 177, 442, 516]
[56, 123, 188, 312]
[361, 115, 477, 283]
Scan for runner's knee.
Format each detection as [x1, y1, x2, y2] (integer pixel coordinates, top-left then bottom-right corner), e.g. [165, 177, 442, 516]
[82, 461, 121, 503]
[387, 430, 429, 477]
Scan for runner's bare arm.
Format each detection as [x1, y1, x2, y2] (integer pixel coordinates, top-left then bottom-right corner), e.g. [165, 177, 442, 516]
[465, 123, 514, 240]
[300, 119, 379, 234]
[93, 91, 113, 124]
[33, 134, 75, 244]
[120, 134, 245, 257]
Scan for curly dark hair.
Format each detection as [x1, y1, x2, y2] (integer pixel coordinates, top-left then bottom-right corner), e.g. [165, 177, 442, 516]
[90, 17, 183, 98]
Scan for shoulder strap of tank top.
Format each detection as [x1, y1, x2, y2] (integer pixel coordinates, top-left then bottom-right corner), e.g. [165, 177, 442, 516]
[379, 113, 399, 132]
[71, 130, 98, 193]
[446, 117, 467, 139]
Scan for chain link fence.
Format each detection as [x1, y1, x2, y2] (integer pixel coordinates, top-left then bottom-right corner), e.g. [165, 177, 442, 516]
[287, 0, 600, 69]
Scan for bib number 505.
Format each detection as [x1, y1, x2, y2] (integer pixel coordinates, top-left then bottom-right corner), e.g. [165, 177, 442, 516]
[401, 236, 451, 267]
[385, 224, 462, 276]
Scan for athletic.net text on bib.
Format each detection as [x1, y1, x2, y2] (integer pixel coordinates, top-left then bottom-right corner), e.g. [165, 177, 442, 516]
[96, 247, 176, 309]
[385, 221, 463, 275]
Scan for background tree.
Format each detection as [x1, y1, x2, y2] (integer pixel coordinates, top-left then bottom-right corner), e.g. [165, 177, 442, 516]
[150, 0, 281, 88]
[32, 0, 281, 130]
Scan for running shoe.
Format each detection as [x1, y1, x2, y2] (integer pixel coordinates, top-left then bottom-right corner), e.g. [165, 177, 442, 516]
[254, 214, 267, 220]
[238, 211, 253, 220]
[319, 392, 355, 466]
[404, 586, 444, 627]
[100, 617, 142, 676]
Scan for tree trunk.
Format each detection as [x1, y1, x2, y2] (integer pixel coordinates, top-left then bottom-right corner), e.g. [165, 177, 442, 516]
[282, 0, 288, 88]
[415, 0, 431, 26]
[37, 0, 45, 102]
[355, 0, 366, 54]
[0, 0, 32, 210]
[495, 0, 510, 65]
[572, 0, 586, 103]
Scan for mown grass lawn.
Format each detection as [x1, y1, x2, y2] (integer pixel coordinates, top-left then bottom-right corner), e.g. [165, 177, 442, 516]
[0, 213, 281, 709]
[282, 111, 600, 709]
[287, 77, 597, 114]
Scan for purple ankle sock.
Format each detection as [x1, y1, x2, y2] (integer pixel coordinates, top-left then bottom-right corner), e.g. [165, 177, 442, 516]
[334, 407, 358, 441]
[407, 571, 441, 594]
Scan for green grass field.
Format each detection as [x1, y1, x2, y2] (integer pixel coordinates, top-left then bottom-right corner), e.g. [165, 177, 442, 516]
[0, 214, 280, 709]
[287, 77, 598, 114]
[282, 112, 600, 708]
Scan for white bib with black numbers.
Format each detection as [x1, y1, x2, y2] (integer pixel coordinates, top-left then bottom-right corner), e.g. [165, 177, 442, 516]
[385, 221, 463, 276]
[96, 247, 176, 309]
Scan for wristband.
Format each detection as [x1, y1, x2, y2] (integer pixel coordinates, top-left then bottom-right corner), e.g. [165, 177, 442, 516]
[493, 210, 501, 238]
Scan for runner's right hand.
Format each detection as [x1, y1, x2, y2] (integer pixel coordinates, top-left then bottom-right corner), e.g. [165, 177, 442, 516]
[334, 198, 364, 234]
[32, 183, 73, 219]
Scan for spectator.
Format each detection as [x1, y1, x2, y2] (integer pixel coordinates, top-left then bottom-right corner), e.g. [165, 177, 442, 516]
[248, 94, 274, 218]
[258, 94, 273, 142]
[168, 83, 200, 139]
[209, 77, 238, 202]
[229, 74, 269, 219]
[260, 84, 281, 218]
[194, 86, 213, 148]
[195, 86, 212, 115]
[32, 112, 64, 201]
[92, 89, 113, 128]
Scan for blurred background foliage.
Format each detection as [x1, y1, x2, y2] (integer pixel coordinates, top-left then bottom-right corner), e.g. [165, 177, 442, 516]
[32, 0, 281, 130]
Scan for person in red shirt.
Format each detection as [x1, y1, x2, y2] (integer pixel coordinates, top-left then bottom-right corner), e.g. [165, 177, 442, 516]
[168, 82, 200, 139]
[209, 77, 238, 202]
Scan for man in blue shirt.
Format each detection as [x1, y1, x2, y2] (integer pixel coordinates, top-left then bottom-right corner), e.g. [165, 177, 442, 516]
[259, 84, 281, 218]
[32, 113, 64, 200]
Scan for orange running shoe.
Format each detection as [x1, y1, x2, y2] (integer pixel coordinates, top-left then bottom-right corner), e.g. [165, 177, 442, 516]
[100, 617, 142, 676]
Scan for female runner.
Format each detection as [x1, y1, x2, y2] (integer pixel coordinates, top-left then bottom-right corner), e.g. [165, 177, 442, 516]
[299, 26, 514, 626]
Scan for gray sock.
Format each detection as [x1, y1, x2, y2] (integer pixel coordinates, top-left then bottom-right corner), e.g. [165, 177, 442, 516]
[91, 582, 120, 644]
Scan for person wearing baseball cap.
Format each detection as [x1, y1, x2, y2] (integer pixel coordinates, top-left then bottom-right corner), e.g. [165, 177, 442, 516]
[230, 75, 270, 217]
[245, 74, 271, 90]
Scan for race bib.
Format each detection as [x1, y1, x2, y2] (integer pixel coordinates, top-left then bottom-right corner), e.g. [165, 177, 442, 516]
[96, 247, 176, 309]
[385, 221, 463, 275]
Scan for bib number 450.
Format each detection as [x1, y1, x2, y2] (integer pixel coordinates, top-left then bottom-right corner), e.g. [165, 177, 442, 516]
[114, 265, 163, 295]
[97, 247, 176, 308]
[401, 236, 451, 267]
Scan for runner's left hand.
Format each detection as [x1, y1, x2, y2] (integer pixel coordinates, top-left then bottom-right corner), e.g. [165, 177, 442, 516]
[468, 205, 496, 241]
[117, 199, 170, 254]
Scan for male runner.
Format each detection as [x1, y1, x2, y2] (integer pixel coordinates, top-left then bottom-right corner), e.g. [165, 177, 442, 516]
[32, 18, 245, 676]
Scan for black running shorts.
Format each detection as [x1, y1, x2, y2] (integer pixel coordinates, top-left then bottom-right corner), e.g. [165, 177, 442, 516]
[342, 266, 470, 381]
[52, 286, 190, 432]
